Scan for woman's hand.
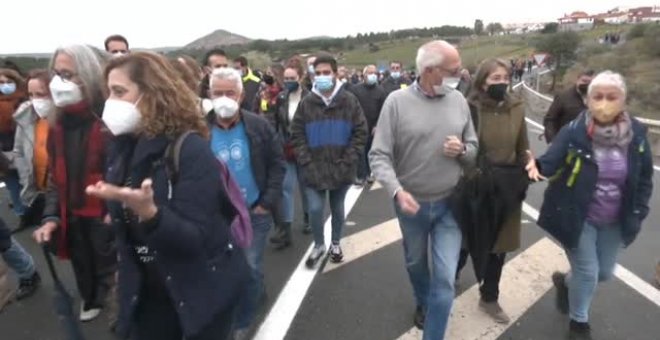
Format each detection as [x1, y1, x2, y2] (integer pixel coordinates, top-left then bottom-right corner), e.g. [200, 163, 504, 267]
[525, 150, 545, 182]
[86, 179, 158, 221]
[33, 221, 58, 244]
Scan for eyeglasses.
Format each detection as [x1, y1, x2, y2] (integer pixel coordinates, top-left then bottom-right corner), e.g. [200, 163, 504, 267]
[436, 66, 462, 77]
[52, 69, 77, 82]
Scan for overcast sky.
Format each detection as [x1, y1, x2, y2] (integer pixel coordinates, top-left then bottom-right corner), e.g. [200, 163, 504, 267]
[2, 0, 655, 54]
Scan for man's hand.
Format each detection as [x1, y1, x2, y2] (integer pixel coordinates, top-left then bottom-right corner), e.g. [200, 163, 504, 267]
[443, 135, 465, 158]
[396, 190, 420, 216]
[253, 205, 269, 215]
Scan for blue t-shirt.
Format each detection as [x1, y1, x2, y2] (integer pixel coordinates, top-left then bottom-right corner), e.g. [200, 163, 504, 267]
[210, 122, 260, 206]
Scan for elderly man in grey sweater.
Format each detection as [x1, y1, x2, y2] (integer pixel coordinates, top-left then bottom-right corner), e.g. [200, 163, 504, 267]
[369, 40, 478, 340]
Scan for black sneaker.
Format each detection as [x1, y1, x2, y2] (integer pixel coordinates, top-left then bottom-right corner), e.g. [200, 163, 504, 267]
[329, 244, 343, 263]
[414, 305, 425, 330]
[305, 245, 326, 269]
[552, 271, 569, 315]
[569, 320, 592, 339]
[16, 272, 41, 300]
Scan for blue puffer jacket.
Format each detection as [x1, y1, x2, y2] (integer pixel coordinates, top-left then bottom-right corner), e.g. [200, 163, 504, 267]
[537, 112, 654, 249]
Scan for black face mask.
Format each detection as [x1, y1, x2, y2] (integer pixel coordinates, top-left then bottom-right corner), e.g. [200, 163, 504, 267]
[263, 74, 275, 86]
[577, 83, 589, 96]
[487, 83, 508, 102]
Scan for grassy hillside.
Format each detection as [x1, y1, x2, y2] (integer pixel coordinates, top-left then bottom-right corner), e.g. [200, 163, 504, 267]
[340, 35, 534, 70]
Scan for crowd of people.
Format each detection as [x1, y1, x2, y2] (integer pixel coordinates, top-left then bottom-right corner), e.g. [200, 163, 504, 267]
[0, 32, 655, 340]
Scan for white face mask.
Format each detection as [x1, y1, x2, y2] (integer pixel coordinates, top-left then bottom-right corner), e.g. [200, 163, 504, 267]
[32, 98, 56, 119]
[49, 75, 84, 107]
[102, 98, 142, 136]
[201, 98, 214, 114]
[443, 77, 461, 89]
[212, 96, 240, 119]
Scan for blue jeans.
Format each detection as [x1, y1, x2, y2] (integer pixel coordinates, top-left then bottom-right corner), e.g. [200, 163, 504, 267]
[566, 222, 622, 323]
[395, 198, 462, 340]
[304, 185, 350, 246]
[281, 162, 307, 223]
[2, 237, 36, 280]
[3, 171, 25, 216]
[236, 211, 273, 329]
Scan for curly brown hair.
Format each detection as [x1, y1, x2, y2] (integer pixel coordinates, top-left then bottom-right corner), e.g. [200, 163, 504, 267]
[104, 52, 208, 139]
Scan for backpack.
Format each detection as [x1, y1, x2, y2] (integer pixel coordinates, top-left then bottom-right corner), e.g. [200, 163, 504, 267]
[164, 131, 253, 249]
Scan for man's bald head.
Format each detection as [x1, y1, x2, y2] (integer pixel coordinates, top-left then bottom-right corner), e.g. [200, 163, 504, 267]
[415, 40, 461, 74]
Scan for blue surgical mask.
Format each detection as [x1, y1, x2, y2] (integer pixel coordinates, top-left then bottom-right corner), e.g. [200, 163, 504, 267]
[314, 75, 334, 92]
[284, 81, 300, 92]
[0, 83, 17, 95]
[366, 74, 378, 85]
[391, 71, 401, 80]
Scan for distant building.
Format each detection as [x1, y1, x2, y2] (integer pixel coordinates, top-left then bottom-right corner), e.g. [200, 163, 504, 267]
[628, 6, 660, 23]
[558, 11, 595, 31]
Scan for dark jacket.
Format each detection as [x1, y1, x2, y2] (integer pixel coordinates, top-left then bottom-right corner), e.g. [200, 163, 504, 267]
[381, 76, 410, 97]
[543, 85, 587, 142]
[240, 70, 261, 112]
[207, 110, 285, 210]
[274, 88, 310, 139]
[537, 113, 654, 249]
[290, 86, 368, 190]
[105, 133, 249, 338]
[348, 83, 386, 131]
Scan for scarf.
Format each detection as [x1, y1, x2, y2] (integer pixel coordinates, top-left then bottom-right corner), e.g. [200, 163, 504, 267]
[49, 112, 106, 258]
[587, 112, 633, 148]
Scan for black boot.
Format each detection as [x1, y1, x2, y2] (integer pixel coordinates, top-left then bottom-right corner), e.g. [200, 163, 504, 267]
[302, 213, 311, 234]
[272, 223, 292, 250]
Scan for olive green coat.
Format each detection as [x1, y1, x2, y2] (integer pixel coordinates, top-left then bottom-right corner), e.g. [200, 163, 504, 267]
[468, 93, 529, 253]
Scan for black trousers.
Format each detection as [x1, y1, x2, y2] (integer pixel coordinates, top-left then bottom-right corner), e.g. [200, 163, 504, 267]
[130, 293, 236, 340]
[67, 216, 117, 308]
[457, 249, 506, 302]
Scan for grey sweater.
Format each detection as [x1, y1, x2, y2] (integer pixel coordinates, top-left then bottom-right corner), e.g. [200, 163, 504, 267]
[369, 85, 478, 201]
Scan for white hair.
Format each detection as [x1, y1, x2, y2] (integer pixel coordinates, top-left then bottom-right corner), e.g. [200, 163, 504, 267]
[363, 64, 376, 74]
[209, 67, 243, 93]
[588, 70, 627, 97]
[415, 42, 445, 74]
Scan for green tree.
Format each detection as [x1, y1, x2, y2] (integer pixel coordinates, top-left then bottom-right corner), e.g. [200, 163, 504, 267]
[534, 31, 581, 90]
[541, 22, 559, 34]
[474, 19, 484, 35]
[486, 23, 504, 35]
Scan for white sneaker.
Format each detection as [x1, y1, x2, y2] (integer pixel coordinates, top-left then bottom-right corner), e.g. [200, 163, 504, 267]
[80, 302, 101, 322]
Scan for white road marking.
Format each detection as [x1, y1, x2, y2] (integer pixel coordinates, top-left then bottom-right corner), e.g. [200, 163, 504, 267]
[398, 203, 659, 339]
[324, 218, 400, 273]
[253, 186, 364, 340]
[398, 238, 570, 340]
[523, 203, 660, 308]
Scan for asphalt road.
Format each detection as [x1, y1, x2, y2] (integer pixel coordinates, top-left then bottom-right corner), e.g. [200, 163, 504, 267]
[1, 116, 659, 340]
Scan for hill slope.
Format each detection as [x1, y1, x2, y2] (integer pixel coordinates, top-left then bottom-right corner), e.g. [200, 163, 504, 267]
[184, 29, 251, 50]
